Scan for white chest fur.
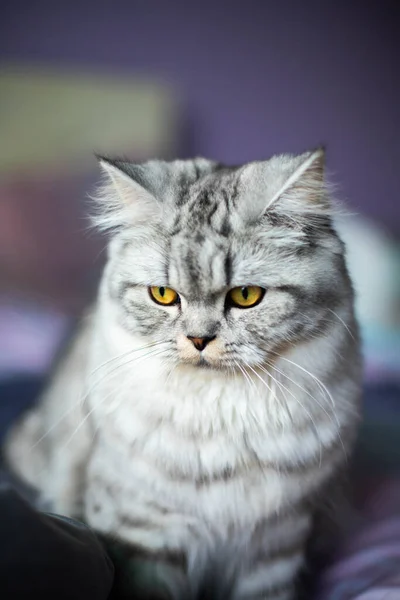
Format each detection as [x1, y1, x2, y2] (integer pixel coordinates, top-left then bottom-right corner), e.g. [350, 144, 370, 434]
[85, 326, 347, 547]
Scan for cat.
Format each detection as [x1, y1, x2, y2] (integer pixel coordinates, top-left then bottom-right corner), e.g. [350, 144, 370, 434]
[5, 148, 362, 599]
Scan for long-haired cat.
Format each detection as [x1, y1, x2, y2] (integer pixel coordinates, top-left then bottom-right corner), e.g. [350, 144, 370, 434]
[5, 148, 361, 599]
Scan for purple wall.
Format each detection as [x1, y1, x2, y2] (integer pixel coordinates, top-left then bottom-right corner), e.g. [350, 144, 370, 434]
[1, 1, 399, 231]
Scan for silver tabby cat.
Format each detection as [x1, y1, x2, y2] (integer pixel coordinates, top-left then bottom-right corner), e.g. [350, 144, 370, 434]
[6, 148, 361, 599]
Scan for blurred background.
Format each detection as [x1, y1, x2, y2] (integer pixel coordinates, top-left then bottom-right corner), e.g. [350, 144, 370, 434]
[0, 2, 399, 474]
[1, 3, 400, 594]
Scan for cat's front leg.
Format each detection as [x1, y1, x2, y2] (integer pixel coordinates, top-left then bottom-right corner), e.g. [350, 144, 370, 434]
[4, 322, 95, 516]
[235, 561, 299, 600]
[234, 511, 312, 600]
[38, 419, 92, 517]
[4, 395, 92, 517]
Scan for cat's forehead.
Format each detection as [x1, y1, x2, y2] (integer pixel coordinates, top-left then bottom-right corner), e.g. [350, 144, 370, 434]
[165, 178, 280, 297]
[168, 170, 239, 235]
[168, 230, 231, 298]
[163, 175, 237, 296]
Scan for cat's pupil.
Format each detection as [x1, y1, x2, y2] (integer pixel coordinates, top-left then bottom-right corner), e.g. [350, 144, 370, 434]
[242, 287, 249, 300]
[159, 287, 165, 297]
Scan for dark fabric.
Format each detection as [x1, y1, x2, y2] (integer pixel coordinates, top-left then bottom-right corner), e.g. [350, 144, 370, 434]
[0, 375, 43, 442]
[0, 484, 114, 600]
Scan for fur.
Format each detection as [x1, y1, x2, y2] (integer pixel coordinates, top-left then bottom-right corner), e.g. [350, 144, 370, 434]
[5, 148, 361, 599]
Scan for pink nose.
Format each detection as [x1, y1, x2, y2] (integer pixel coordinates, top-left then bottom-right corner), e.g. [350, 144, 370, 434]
[187, 336, 216, 351]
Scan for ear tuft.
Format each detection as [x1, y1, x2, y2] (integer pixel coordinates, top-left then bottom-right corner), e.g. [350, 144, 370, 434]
[90, 156, 161, 234]
[266, 147, 326, 211]
[237, 147, 331, 225]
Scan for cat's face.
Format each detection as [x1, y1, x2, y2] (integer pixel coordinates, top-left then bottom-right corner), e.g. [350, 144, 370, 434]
[96, 151, 350, 371]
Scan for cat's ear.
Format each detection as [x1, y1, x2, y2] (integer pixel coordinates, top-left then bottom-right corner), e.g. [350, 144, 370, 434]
[239, 148, 329, 223]
[265, 148, 326, 212]
[93, 156, 163, 233]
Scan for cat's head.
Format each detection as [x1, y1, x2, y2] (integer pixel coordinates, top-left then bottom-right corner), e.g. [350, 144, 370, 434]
[93, 149, 351, 371]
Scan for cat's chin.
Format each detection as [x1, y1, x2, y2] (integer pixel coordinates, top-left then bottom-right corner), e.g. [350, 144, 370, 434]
[197, 357, 215, 370]
[178, 356, 226, 371]
[181, 357, 214, 369]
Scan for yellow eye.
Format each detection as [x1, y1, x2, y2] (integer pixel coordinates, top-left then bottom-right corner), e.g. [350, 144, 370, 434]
[149, 286, 179, 306]
[227, 286, 264, 308]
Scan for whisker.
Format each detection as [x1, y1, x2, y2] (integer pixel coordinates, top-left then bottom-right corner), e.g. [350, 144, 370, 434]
[271, 353, 335, 409]
[266, 360, 334, 421]
[233, 361, 262, 430]
[255, 363, 294, 426]
[164, 363, 178, 387]
[31, 350, 167, 487]
[265, 364, 323, 464]
[89, 341, 169, 378]
[270, 353, 347, 461]
[245, 364, 275, 398]
[237, 362, 257, 394]
[246, 362, 294, 430]
[28, 397, 86, 451]
[82, 345, 170, 408]
[234, 361, 253, 393]
[327, 308, 356, 342]
[62, 348, 168, 449]
[30, 345, 170, 451]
